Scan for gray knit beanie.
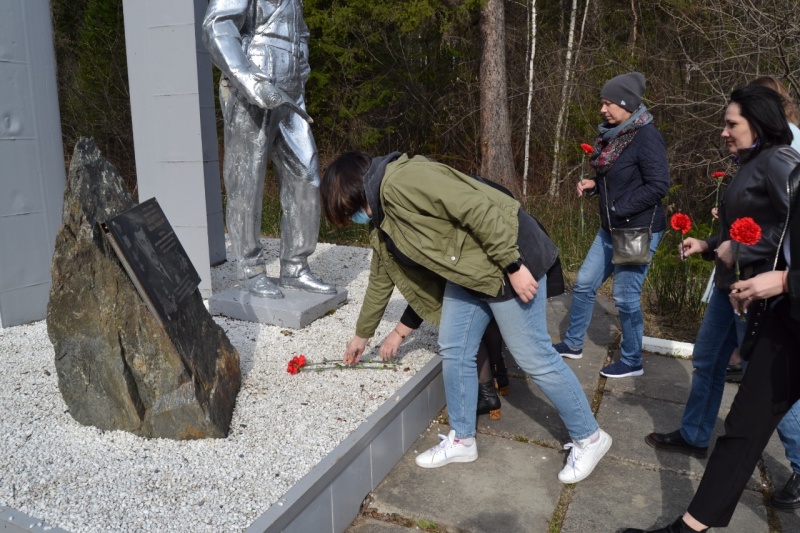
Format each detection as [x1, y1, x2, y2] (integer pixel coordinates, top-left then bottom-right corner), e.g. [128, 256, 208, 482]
[601, 72, 646, 112]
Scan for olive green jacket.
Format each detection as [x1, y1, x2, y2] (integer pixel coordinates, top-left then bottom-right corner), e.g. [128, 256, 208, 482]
[355, 154, 521, 338]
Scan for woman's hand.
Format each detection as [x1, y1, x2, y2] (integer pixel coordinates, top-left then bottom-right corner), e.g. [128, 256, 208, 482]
[577, 179, 596, 197]
[715, 240, 735, 268]
[344, 336, 369, 365]
[508, 264, 538, 303]
[680, 237, 709, 258]
[729, 270, 786, 312]
[379, 324, 412, 360]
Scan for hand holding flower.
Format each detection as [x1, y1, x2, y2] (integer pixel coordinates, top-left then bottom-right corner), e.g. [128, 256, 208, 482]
[680, 237, 709, 258]
[729, 270, 786, 312]
[576, 178, 596, 197]
[344, 336, 369, 365]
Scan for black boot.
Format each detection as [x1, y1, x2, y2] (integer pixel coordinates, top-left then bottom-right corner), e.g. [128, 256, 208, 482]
[623, 516, 708, 533]
[477, 380, 501, 420]
[492, 356, 510, 396]
[772, 472, 800, 509]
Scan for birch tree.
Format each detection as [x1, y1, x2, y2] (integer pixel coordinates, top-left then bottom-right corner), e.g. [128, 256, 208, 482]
[521, 0, 537, 207]
[547, 0, 580, 197]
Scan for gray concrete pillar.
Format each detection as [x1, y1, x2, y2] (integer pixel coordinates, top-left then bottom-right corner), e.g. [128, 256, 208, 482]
[122, 0, 225, 298]
[0, 0, 66, 327]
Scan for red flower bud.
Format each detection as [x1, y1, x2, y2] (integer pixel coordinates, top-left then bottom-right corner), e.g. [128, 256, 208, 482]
[711, 171, 726, 179]
[580, 143, 594, 155]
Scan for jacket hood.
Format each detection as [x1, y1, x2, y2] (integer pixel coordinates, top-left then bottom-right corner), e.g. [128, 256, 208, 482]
[363, 152, 402, 227]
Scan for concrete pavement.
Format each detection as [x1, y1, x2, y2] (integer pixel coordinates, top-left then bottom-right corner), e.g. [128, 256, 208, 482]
[346, 293, 800, 532]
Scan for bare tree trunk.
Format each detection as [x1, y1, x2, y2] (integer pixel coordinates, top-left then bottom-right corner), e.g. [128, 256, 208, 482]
[522, 0, 538, 209]
[547, 0, 579, 197]
[628, 0, 638, 56]
[480, 0, 518, 197]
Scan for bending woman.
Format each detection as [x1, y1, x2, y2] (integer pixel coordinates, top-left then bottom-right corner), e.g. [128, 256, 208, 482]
[321, 151, 610, 483]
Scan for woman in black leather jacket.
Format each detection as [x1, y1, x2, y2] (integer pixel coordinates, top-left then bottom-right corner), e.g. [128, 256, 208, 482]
[625, 86, 800, 532]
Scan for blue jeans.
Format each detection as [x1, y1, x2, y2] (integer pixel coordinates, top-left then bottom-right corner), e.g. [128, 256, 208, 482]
[680, 287, 746, 447]
[777, 402, 800, 475]
[563, 228, 664, 368]
[439, 277, 599, 441]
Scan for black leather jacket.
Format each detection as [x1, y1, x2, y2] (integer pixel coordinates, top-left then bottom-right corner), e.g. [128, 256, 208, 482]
[706, 146, 800, 289]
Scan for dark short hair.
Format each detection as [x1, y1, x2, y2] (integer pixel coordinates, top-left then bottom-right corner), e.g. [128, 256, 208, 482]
[320, 151, 371, 226]
[729, 85, 792, 156]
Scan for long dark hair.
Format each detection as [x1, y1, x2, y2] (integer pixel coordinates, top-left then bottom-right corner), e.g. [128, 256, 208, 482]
[729, 85, 792, 158]
[320, 151, 371, 226]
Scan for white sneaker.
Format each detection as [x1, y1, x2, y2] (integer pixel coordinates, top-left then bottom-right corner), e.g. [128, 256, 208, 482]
[558, 429, 612, 483]
[415, 430, 478, 468]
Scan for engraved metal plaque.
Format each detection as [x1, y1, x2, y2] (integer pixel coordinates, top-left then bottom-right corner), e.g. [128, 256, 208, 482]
[102, 198, 201, 327]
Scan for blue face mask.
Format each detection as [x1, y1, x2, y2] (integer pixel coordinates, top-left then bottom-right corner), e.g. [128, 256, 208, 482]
[350, 208, 371, 225]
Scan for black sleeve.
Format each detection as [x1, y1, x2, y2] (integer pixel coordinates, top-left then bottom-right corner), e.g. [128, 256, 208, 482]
[399, 305, 424, 330]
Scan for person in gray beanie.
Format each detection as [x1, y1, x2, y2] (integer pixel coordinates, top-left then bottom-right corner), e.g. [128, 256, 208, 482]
[600, 72, 646, 113]
[553, 71, 670, 378]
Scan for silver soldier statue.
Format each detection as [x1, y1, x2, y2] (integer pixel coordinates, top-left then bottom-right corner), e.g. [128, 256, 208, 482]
[202, 0, 335, 298]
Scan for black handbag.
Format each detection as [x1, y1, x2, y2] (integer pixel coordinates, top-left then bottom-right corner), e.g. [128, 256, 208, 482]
[604, 180, 656, 266]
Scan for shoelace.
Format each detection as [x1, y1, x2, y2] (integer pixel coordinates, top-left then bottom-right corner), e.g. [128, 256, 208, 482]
[562, 442, 584, 467]
[433, 434, 453, 452]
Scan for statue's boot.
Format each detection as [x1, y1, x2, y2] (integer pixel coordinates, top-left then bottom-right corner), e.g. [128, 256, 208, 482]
[279, 268, 336, 294]
[242, 273, 283, 299]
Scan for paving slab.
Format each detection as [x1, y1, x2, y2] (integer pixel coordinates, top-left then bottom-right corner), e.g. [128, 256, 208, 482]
[346, 518, 419, 533]
[560, 460, 769, 532]
[603, 352, 740, 409]
[597, 391, 711, 479]
[365, 422, 564, 533]
[479, 376, 576, 448]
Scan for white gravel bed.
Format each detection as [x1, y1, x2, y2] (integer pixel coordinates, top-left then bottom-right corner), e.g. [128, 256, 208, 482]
[0, 239, 438, 532]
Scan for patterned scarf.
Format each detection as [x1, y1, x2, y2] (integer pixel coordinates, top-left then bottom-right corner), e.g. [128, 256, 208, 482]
[590, 105, 653, 175]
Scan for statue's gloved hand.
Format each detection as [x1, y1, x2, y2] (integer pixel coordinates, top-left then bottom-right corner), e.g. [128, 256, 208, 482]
[236, 70, 281, 109]
[237, 70, 313, 123]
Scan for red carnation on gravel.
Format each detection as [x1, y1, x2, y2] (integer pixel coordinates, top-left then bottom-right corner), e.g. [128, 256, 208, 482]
[580, 143, 594, 155]
[711, 171, 726, 179]
[287, 355, 308, 375]
[670, 213, 692, 235]
[729, 217, 761, 246]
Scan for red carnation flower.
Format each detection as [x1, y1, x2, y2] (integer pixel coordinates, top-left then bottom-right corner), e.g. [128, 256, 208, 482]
[729, 217, 761, 246]
[287, 355, 308, 374]
[711, 171, 726, 179]
[670, 213, 692, 235]
[580, 143, 594, 155]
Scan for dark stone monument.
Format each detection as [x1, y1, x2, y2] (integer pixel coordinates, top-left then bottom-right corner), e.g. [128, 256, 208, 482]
[47, 138, 241, 439]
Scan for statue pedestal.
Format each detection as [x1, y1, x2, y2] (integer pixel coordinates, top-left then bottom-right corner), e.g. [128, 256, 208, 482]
[208, 280, 348, 329]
